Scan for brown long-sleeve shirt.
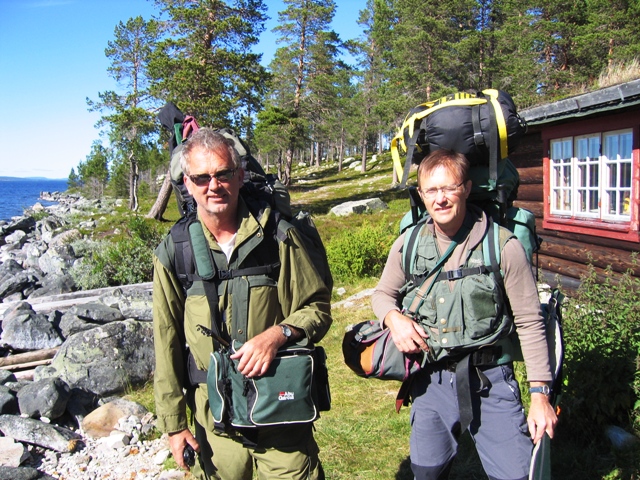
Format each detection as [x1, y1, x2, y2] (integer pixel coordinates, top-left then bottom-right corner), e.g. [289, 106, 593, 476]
[371, 206, 552, 382]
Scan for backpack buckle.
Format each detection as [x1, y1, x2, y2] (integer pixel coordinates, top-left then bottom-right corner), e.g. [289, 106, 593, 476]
[446, 269, 464, 280]
[218, 270, 232, 280]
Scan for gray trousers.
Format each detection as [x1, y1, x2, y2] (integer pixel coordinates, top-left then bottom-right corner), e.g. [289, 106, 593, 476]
[409, 363, 533, 480]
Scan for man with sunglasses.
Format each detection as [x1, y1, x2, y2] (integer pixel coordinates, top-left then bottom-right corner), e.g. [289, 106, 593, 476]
[371, 149, 557, 480]
[152, 128, 332, 479]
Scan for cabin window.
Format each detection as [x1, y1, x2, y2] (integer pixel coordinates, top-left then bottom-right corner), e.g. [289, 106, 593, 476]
[549, 129, 633, 221]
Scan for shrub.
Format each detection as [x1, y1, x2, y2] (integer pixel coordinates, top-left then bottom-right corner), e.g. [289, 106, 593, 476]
[71, 216, 164, 289]
[560, 260, 640, 441]
[325, 221, 395, 282]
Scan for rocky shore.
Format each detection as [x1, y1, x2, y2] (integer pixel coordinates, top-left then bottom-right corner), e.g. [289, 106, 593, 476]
[0, 192, 188, 479]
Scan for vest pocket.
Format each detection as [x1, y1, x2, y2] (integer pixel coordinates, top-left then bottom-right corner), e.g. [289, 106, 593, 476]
[460, 275, 500, 340]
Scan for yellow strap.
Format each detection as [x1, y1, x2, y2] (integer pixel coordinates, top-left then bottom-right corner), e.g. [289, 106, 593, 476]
[391, 136, 405, 181]
[483, 89, 508, 159]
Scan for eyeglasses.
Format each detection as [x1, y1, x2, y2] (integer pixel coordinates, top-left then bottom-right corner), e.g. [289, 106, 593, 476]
[188, 169, 237, 186]
[420, 182, 464, 197]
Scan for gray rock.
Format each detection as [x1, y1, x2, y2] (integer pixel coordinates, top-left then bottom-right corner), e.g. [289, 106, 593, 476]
[0, 385, 18, 414]
[330, 198, 388, 216]
[38, 244, 76, 276]
[17, 377, 71, 420]
[0, 466, 52, 480]
[0, 307, 63, 351]
[0, 415, 82, 453]
[4, 230, 27, 246]
[27, 273, 76, 299]
[100, 288, 153, 321]
[58, 302, 125, 339]
[0, 216, 36, 237]
[38, 319, 154, 396]
[47, 229, 81, 249]
[0, 370, 17, 385]
[0, 271, 35, 301]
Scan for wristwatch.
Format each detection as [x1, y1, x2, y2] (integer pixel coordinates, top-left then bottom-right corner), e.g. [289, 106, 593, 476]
[280, 324, 293, 340]
[529, 385, 551, 395]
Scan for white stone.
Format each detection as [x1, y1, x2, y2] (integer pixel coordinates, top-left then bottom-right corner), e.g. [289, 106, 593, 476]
[0, 437, 30, 467]
[153, 448, 171, 465]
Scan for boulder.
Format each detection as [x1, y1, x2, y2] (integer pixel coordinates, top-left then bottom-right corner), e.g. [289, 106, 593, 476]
[330, 198, 388, 216]
[0, 306, 63, 351]
[81, 398, 149, 439]
[37, 319, 154, 396]
[58, 302, 125, 339]
[0, 437, 30, 467]
[0, 385, 18, 415]
[100, 287, 153, 321]
[17, 377, 71, 420]
[38, 244, 76, 276]
[27, 273, 76, 299]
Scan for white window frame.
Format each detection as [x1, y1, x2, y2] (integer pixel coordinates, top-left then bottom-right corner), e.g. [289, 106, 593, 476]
[549, 129, 633, 221]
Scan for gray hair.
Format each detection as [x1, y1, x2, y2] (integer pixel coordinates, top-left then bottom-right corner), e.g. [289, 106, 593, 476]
[180, 128, 241, 175]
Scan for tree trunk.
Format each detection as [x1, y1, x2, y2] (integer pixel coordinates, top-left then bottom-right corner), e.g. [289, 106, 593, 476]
[129, 152, 139, 211]
[338, 127, 345, 172]
[146, 170, 173, 220]
[360, 141, 367, 173]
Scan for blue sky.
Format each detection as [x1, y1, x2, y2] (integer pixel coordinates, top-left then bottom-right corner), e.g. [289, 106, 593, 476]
[0, 0, 365, 179]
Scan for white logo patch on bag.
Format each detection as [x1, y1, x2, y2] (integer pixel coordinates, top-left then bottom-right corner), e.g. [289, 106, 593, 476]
[278, 391, 295, 401]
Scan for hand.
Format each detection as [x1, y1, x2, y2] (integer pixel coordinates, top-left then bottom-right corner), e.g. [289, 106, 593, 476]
[384, 310, 429, 354]
[527, 385, 558, 444]
[168, 429, 199, 471]
[230, 326, 285, 377]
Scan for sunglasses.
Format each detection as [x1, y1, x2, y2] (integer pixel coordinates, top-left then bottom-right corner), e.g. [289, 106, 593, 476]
[188, 169, 237, 186]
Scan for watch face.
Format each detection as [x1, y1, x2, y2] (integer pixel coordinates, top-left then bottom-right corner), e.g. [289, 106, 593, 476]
[281, 324, 292, 338]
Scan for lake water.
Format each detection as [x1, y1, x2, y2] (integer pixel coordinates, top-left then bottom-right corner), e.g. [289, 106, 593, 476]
[0, 178, 68, 222]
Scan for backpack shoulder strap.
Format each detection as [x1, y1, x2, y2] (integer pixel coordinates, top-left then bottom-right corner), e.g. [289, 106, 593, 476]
[169, 212, 198, 292]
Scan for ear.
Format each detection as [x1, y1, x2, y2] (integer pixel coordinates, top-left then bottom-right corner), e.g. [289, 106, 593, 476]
[462, 180, 472, 199]
[184, 174, 195, 196]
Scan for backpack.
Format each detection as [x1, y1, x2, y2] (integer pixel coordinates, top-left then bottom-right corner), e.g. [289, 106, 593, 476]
[157, 102, 333, 293]
[391, 89, 527, 225]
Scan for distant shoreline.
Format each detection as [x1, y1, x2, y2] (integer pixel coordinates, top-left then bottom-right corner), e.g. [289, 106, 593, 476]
[0, 176, 67, 181]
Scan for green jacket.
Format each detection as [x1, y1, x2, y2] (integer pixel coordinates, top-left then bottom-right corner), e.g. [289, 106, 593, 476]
[152, 199, 332, 434]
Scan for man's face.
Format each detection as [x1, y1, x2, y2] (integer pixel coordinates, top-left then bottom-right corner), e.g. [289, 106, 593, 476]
[184, 146, 244, 218]
[418, 165, 471, 236]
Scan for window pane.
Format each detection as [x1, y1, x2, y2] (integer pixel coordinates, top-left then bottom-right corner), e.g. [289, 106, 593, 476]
[608, 190, 618, 215]
[576, 138, 588, 160]
[562, 165, 571, 187]
[609, 163, 618, 188]
[590, 190, 599, 213]
[589, 164, 599, 187]
[622, 191, 631, 215]
[578, 164, 586, 187]
[621, 162, 631, 188]
[620, 133, 632, 159]
[588, 136, 600, 158]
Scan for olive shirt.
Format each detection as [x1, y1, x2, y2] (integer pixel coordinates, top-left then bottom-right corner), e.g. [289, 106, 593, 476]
[152, 199, 332, 435]
[371, 205, 552, 383]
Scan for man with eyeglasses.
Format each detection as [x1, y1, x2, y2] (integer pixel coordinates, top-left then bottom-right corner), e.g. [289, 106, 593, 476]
[152, 128, 332, 479]
[371, 149, 557, 480]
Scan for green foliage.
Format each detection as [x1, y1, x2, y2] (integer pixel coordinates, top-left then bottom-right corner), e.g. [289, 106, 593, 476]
[560, 260, 640, 441]
[71, 216, 164, 289]
[325, 221, 395, 282]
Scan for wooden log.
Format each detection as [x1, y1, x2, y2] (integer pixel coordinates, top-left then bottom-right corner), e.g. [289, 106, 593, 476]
[516, 166, 543, 184]
[2, 359, 53, 371]
[538, 227, 640, 253]
[537, 253, 612, 283]
[0, 347, 59, 368]
[514, 183, 542, 202]
[540, 236, 640, 276]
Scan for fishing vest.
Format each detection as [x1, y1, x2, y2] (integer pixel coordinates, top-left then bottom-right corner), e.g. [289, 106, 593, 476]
[401, 221, 516, 364]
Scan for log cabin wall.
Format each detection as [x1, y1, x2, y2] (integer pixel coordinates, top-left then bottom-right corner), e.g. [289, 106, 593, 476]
[513, 89, 640, 293]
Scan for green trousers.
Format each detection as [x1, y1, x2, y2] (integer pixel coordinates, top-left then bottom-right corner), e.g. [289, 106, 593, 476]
[192, 421, 324, 480]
